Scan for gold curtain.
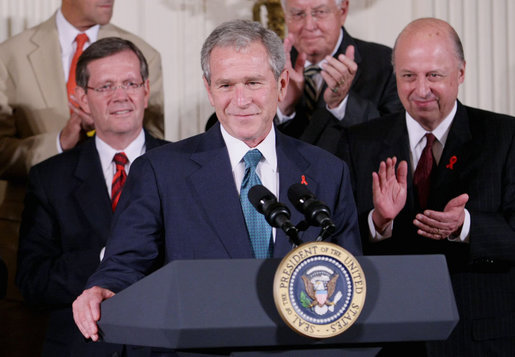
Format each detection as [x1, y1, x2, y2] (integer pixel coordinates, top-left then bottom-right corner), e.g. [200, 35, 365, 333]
[252, 0, 285, 39]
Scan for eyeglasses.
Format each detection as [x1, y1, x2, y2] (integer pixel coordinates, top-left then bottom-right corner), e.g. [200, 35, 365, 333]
[287, 7, 334, 23]
[86, 81, 145, 95]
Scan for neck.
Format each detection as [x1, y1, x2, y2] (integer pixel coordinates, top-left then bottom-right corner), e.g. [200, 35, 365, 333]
[96, 129, 142, 151]
[61, 7, 95, 32]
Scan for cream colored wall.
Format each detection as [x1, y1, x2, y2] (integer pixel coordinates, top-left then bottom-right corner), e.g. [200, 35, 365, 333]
[1, 0, 514, 142]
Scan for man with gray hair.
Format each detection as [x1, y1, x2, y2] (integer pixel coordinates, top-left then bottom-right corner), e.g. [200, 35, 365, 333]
[276, 0, 402, 153]
[72, 20, 361, 350]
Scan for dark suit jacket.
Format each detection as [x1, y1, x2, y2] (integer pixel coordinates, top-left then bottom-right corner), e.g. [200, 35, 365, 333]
[16, 131, 167, 357]
[86, 124, 361, 294]
[339, 102, 515, 355]
[279, 27, 402, 154]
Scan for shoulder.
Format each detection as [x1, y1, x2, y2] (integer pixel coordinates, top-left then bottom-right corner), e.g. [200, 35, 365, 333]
[343, 29, 393, 62]
[29, 143, 84, 181]
[347, 112, 403, 139]
[463, 105, 515, 129]
[278, 132, 348, 175]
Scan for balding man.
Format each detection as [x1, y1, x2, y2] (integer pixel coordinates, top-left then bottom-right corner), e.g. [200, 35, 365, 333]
[339, 18, 515, 355]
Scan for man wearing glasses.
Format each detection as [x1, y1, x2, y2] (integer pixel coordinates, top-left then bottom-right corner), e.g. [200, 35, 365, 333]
[15, 37, 166, 356]
[277, 0, 402, 153]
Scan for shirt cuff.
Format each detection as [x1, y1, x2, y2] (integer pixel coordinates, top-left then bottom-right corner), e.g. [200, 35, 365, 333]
[99, 247, 106, 261]
[368, 209, 393, 242]
[57, 132, 64, 153]
[447, 208, 470, 243]
[326, 94, 349, 121]
[275, 107, 296, 125]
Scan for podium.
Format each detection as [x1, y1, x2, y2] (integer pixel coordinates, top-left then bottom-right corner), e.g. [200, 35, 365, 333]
[98, 255, 458, 354]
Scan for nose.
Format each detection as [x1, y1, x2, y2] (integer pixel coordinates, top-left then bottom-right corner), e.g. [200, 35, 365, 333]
[303, 13, 317, 30]
[235, 85, 251, 107]
[414, 77, 430, 98]
[111, 86, 129, 101]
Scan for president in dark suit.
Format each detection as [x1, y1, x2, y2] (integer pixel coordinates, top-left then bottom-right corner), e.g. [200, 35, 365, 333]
[276, 0, 402, 153]
[72, 20, 361, 349]
[339, 18, 515, 355]
[16, 38, 167, 356]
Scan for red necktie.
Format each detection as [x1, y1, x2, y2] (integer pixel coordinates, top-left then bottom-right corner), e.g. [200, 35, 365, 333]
[67, 33, 89, 105]
[413, 133, 436, 209]
[111, 152, 129, 212]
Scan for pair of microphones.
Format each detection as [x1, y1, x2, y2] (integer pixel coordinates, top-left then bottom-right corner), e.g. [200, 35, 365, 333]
[248, 183, 336, 247]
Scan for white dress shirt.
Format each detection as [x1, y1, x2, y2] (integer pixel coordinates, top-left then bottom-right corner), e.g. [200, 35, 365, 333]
[95, 129, 146, 197]
[56, 8, 99, 82]
[220, 125, 279, 242]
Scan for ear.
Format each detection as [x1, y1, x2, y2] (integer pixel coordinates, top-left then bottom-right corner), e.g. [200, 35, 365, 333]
[203, 75, 215, 107]
[277, 69, 289, 103]
[76, 87, 91, 114]
[143, 79, 150, 109]
[339, 0, 349, 25]
[458, 60, 466, 85]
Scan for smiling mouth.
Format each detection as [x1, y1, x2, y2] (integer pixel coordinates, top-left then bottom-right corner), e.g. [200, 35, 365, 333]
[111, 109, 132, 115]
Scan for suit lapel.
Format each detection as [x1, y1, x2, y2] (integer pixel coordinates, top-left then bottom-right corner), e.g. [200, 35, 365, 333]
[74, 140, 112, 245]
[188, 126, 254, 258]
[340, 27, 362, 87]
[273, 132, 315, 257]
[430, 103, 474, 208]
[28, 13, 68, 112]
[381, 115, 417, 210]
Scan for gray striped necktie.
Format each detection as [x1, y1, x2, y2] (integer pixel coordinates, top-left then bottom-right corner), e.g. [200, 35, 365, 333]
[304, 65, 321, 116]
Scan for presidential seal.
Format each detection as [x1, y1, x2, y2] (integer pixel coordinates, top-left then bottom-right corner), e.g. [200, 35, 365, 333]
[273, 242, 366, 338]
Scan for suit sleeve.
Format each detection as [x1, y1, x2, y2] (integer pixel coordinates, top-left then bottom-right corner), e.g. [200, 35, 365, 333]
[86, 155, 164, 293]
[16, 167, 103, 305]
[469, 129, 515, 265]
[0, 57, 60, 180]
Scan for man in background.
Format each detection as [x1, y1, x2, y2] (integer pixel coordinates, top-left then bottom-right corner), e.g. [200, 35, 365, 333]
[340, 18, 515, 355]
[277, 0, 401, 153]
[16, 37, 166, 356]
[72, 20, 361, 353]
[0, 0, 164, 355]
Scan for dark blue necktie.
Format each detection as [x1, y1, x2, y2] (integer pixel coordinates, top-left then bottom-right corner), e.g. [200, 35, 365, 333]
[240, 149, 273, 258]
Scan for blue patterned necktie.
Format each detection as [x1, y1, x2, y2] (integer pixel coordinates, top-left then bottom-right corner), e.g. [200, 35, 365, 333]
[240, 149, 273, 258]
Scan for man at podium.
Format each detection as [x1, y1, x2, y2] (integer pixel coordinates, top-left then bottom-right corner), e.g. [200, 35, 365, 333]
[73, 19, 362, 346]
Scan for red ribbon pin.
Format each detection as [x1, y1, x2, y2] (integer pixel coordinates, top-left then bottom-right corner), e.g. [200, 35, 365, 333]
[446, 156, 457, 170]
[300, 175, 308, 185]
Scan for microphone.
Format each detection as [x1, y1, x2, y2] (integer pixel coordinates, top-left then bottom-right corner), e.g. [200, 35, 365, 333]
[248, 185, 300, 245]
[287, 183, 336, 238]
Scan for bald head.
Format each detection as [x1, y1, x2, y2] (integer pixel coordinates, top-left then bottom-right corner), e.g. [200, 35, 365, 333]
[392, 18, 466, 130]
[393, 18, 464, 69]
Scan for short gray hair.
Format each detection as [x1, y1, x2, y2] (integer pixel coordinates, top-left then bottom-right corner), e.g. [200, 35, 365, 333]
[201, 19, 285, 84]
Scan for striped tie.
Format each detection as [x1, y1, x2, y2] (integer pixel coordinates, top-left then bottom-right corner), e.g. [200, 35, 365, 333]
[111, 152, 129, 212]
[240, 149, 273, 258]
[304, 65, 321, 116]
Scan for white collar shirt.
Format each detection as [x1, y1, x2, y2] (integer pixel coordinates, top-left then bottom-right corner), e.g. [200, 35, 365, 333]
[95, 129, 146, 197]
[220, 125, 279, 242]
[56, 8, 100, 82]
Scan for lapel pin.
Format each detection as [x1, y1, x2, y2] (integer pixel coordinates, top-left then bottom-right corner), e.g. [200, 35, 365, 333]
[446, 156, 457, 170]
[301, 175, 308, 185]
